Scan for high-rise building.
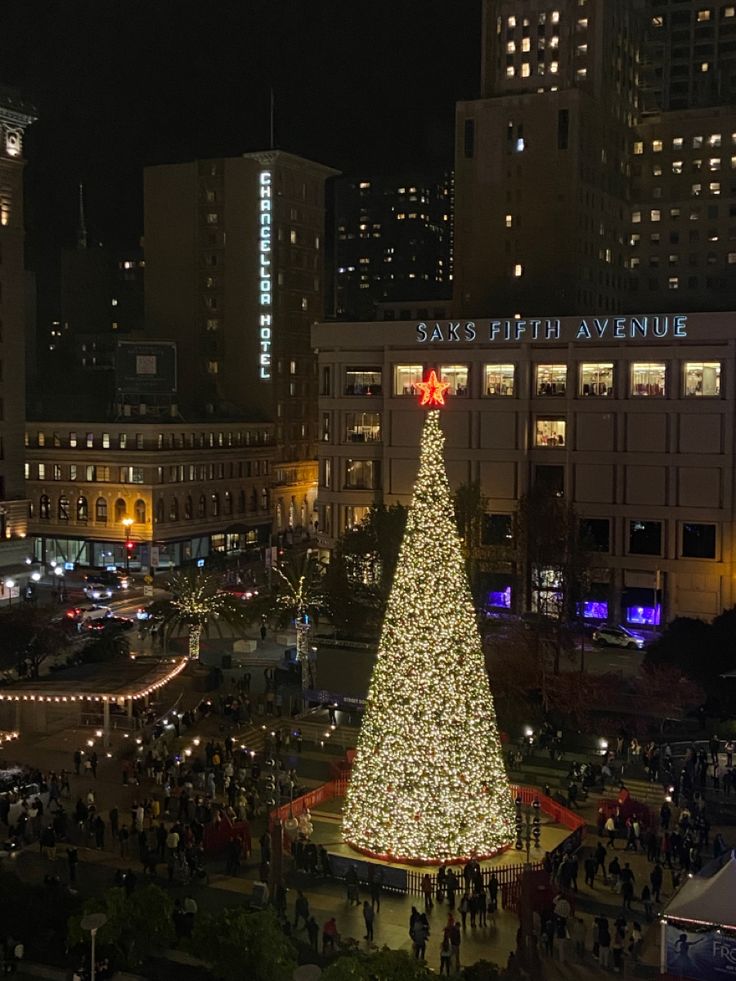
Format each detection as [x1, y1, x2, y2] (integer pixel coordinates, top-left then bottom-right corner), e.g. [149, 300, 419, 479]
[645, 2, 736, 112]
[454, 0, 736, 318]
[334, 173, 453, 320]
[455, 0, 643, 318]
[0, 85, 35, 597]
[144, 150, 337, 537]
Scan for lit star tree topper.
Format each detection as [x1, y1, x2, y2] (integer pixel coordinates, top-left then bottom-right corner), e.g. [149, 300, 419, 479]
[342, 403, 515, 862]
[415, 368, 451, 407]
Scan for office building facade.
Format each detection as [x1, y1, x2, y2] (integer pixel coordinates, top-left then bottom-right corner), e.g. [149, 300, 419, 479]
[144, 150, 337, 538]
[313, 312, 736, 625]
[334, 173, 453, 320]
[26, 420, 273, 571]
[454, 1, 736, 319]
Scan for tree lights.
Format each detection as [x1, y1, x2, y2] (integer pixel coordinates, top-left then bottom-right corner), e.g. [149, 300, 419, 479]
[342, 408, 515, 862]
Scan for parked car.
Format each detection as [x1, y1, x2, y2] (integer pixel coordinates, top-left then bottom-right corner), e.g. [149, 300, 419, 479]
[592, 624, 646, 650]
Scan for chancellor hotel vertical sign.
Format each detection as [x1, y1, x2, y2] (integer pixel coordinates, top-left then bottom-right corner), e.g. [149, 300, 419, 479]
[258, 170, 273, 381]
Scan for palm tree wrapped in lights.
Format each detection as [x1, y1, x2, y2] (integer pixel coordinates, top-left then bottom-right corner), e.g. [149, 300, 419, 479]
[150, 567, 249, 661]
[271, 552, 324, 690]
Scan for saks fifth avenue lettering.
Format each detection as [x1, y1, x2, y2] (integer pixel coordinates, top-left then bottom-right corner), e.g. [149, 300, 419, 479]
[258, 170, 273, 381]
[416, 315, 689, 344]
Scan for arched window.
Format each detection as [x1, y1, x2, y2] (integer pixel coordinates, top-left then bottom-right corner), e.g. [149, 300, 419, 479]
[184, 495, 193, 520]
[39, 495, 50, 520]
[58, 496, 70, 521]
[95, 498, 107, 523]
[156, 498, 164, 523]
[238, 490, 246, 514]
[198, 495, 206, 519]
[134, 499, 146, 523]
[261, 487, 269, 512]
[224, 490, 233, 516]
[114, 498, 126, 522]
[76, 496, 88, 522]
[211, 493, 220, 517]
[169, 498, 179, 522]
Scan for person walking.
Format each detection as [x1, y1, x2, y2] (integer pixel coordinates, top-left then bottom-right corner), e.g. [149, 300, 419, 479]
[488, 871, 499, 912]
[411, 914, 429, 960]
[363, 901, 375, 942]
[421, 873, 434, 912]
[305, 916, 319, 951]
[605, 815, 617, 848]
[293, 890, 310, 930]
[450, 919, 461, 972]
[439, 938, 452, 976]
[322, 917, 338, 954]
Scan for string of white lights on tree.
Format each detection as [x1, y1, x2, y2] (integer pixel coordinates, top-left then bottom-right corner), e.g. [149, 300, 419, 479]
[343, 374, 515, 862]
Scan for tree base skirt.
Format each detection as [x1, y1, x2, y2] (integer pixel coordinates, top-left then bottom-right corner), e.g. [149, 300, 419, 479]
[344, 839, 512, 867]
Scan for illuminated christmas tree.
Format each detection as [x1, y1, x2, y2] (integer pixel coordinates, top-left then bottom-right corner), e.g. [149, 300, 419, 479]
[342, 374, 515, 862]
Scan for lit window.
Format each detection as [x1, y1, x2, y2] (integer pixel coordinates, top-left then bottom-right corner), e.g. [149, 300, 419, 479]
[507, 40, 516, 52]
[521, 63, 531, 77]
[631, 362, 666, 397]
[535, 418, 566, 447]
[668, 276, 679, 290]
[505, 214, 513, 228]
[693, 135, 704, 149]
[579, 363, 613, 397]
[290, 229, 297, 244]
[550, 61, 559, 73]
[672, 160, 683, 174]
[506, 66, 516, 77]
[710, 182, 721, 194]
[632, 211, 642, 223]
[651, 209, 661, 222]
[684, 361, 721, 397]
[513, 263, 524, 277]
[708, 133, 722, 147]
[507, 15, 516, 27]
[207, 360, 219, 374]
[484, 364, 515, 397]
[673, 137, 684, 150]
[438, 365, 469, 396]
[535, 364, 567, 396]
[652, 140, 663, 153]
[393, 364, 425, 396]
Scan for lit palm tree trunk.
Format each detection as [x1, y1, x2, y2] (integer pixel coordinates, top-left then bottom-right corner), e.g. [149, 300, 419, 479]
[296, 615, 314, 690]
[188, 624, 202, 661]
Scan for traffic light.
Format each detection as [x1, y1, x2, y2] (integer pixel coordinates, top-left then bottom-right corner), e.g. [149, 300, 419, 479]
[125, 540, 135, 553]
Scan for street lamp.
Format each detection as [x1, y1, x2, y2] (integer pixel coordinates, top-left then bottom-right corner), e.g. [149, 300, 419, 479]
[121, 517, 134, 574]
[4, 579, 14, 607]
[81, 912, 107, 981]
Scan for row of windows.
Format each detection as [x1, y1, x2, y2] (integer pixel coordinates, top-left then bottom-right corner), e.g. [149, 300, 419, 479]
[36, 497, 147, 524]
[334, 361, 723, 400]
[33, 489, 270, 524]
[634, 132, 736, 155]
[27, 430, 272, 451]
[26, 459, 269, 484]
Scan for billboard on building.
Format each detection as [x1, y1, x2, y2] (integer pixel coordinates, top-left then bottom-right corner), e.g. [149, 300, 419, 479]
[666, 924, 736, 979]
[115, 341, 177, 395]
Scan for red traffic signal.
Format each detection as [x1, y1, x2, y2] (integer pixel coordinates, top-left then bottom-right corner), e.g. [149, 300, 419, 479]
[125, 540, 135, 552]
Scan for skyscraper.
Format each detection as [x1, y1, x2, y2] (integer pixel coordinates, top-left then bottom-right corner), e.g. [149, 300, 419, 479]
[144, 150, 337, 535]
[453, 0, 736, 317]
[334, 173, 453, 320]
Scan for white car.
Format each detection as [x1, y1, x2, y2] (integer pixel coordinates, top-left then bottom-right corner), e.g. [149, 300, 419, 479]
[83, 584, 114, 601]
[75, 605, 113, 625]
[592, 624, 646, 650]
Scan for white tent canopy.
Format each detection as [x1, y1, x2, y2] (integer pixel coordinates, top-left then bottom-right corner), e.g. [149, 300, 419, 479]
[665, 852, 736, 927]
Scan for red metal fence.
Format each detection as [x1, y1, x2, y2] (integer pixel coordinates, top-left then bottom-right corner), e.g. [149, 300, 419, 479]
[269, 777, 585, 900]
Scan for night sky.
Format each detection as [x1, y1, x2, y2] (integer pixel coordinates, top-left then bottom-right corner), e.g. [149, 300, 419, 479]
[1, 0, 481, 308]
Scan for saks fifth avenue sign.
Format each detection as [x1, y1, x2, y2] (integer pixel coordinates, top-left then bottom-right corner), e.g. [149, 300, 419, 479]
[416, 314, 689, 344]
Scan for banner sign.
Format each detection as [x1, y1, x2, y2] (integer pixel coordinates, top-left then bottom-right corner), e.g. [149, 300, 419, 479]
[666, 924, 736, 979]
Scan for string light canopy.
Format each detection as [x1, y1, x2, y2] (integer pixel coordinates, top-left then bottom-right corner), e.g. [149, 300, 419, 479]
[342, 402, 515, 863]
[0, 658, 187, 704]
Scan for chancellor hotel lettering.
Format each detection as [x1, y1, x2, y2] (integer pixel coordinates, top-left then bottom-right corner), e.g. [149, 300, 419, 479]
[416, 315, 689, 345]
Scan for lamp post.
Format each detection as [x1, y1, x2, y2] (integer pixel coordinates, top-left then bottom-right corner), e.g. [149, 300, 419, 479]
[121, 517, 134, 575]
[81, 912, 107, 981]
[4, 579, 14, 608]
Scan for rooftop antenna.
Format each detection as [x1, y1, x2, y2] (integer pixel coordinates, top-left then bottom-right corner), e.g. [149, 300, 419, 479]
[269, 87, 275, 150]
[77, 182, 88, 250]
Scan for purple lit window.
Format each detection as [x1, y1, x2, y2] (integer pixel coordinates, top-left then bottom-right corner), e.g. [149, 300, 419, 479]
[582, 601, 608, 620]
[488, 587, 512, 609]
[626, 604, 661, 627]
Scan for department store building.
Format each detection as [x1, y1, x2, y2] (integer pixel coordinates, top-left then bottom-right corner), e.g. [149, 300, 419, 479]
[313, 311, 736, 626]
